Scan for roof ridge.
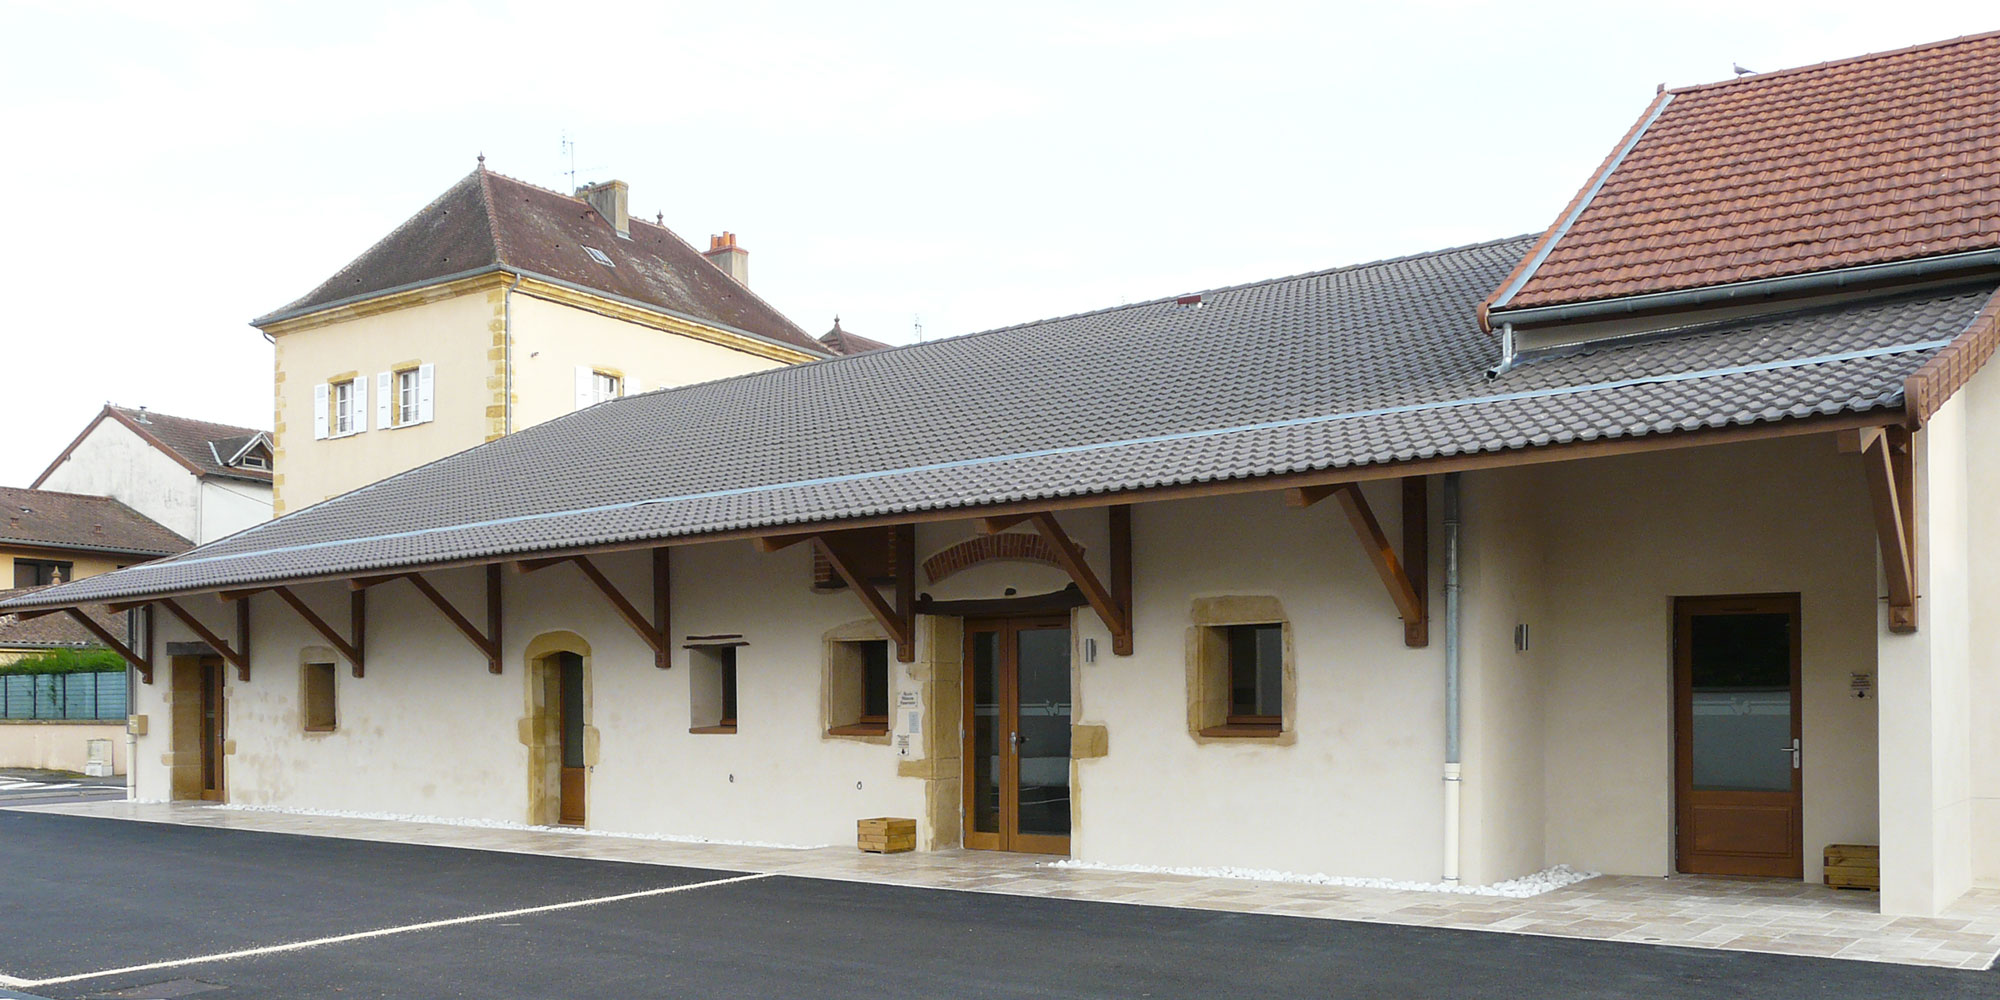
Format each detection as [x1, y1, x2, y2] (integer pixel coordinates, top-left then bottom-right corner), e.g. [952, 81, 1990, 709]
[610, 234, 1538, 401]
[1667, 28, 2000, 96]
[109, 404, 266, 438]
[256, 168, 497, 325]
[477, 164, 512, 264]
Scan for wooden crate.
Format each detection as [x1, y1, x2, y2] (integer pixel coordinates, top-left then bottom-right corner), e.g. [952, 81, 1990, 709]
[1824, 844, 1879, 890]
[858, 817, 916, 854]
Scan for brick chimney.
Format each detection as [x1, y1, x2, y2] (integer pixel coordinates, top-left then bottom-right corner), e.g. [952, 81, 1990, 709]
[705, 232, 750, 286]
[577, 180, 630, 239]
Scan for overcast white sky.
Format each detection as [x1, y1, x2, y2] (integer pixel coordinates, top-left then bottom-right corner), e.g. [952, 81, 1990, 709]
[0, 1, 1990, 487]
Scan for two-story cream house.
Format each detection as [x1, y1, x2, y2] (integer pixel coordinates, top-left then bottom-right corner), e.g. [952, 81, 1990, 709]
[255, 165, 836, 512]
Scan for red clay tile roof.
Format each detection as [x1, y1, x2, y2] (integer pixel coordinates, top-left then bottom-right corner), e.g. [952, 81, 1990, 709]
[258, 168, 829, 357]
[1487, 30, 2000, 321]
[0, 486, 191, 558]
[0, 588, 130, 649]
[817, 318, 893, 355]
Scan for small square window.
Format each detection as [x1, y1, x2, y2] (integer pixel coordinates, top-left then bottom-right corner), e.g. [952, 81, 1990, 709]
[302, 662, 337, 732]
[826, 639, 891, 737]
[1226, 624, 1284, 724]
[583, 246, 615, 267]
[689, 645, 738, 734]
[397, 369, 421, 426]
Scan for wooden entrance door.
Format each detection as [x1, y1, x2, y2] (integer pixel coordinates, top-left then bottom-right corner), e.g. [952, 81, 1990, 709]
[555, 652, 586, 826]
[963, 616, 1073, 855]
[1674, 594, 1802, 877]
[199, 656, 226, 802]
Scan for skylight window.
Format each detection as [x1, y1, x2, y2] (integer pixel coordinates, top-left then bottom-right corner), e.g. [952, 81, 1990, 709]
[583, 246, 614, 267]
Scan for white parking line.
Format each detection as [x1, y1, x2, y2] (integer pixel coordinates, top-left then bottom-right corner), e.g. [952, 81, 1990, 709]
[4, 871, 774, 989]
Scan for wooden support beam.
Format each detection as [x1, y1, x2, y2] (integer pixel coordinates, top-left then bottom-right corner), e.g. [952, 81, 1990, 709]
[816, 533, 912, 653]
[218, 586, 275, 602]
[751, 530, 819, 554]
[569, 556, 669, 660]
[62, 608, 152, 684]
[1401, 478, 1430, 647]
[236, 596, 251, 676]
[893, 525, 915, 663]
[975, 513, 1036, 535]
[348, 573, 404, 591]
[270, 586, 362, 669]
[650, 548, 670, 670]
[1293, 480, 1430, 647]
[157, 597, 249, 681]
[488, 564, 505, 674]
[513, 556, 573, 573]
[1026, 511, 1131, 655]
[105, 598, 153, 614]
[1862, 427, 1918, 632]
[7, 607, 63, 621]
[351, 590, 367, 677]
[401, 572, 501, 672]
[1109, 505, 1133, 656]
[1330, 483, 1427, 645]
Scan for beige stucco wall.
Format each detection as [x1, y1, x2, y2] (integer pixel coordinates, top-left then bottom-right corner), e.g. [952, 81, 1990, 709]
[271, 290, 499, 513]
[505, 294, 785, 432]
[1536, 435, 1879, 883]
[1967, 362, 2000, 891]
[0, 721, 127, 774]
[125, 437, 1892, 887]
[272, 288, 799, 513]
[35, 417, 208, 542]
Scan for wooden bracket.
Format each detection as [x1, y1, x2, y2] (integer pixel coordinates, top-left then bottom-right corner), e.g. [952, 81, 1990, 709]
[351, 590, 367, 677]
[267, 586, 364, 676]
[1293, 479, 1429, 647]
[975, 513, 1037, 535]
[520, 553, 669, 667]
[814, 528, 916, 662]
[400, 571, 503, 673]
[62, 607, 152, 684]
[1025, 510, 1132, 656]
[1860, 426, 1918, 632]
[157, 597, 250, 681]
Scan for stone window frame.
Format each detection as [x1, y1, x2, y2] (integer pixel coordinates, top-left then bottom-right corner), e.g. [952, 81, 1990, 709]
[299, 646, 339, 735]
[1185, 596, 1297, 746]
[822, 620, 894, 744]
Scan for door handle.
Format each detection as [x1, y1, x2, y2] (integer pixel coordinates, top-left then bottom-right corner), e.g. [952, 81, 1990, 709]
[1779, 738, 1800, 768]
[1010, 731, 1026, 748]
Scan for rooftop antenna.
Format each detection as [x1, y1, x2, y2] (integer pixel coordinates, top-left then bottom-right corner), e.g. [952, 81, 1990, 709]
[560, 132, 578, 191]
[913, 314, 925, 342]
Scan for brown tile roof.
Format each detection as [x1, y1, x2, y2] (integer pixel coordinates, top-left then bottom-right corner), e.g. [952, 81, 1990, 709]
[817, 318, 893, 355]
[257, 168, 829, 357]
[32, 405, 272, 487]
[0, 486, 191, 558]
[1487, 30, 2000, 321]
[0, 588, 129, 649]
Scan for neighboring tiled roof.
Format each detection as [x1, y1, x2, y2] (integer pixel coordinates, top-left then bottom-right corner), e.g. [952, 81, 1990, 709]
[7, 237, 1994, 610]
[0, 486, 190, 559]
[1488, 31, 2000, 317]
[258, 168, 829, 358]
[33, 406, 273, 487]
[0, 588, 128, 649]
[818, 318, 893, 355]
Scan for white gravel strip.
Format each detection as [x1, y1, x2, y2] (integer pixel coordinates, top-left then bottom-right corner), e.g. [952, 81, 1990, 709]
[210, 803, 831, 850]
[1044, 860, 1599, 898]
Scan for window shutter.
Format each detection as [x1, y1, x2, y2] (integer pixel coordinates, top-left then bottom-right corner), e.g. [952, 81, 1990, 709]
[376, 372, 392, 428]
[353, 375, 369, 433]
[417, 363, 435, 424]
[313, 383, 329, 440]
[620, 377, 633, 397]
[575, 366, 595, 410]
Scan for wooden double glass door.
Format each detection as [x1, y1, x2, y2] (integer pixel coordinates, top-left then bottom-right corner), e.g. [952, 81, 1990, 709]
[1673, 594, 1803, 877]
[964, 617, 1073, 855]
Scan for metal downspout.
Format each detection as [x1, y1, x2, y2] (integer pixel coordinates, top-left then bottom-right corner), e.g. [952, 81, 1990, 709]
[124, 607, 142, 801]
[502, 272, 523, 435]
[1443, 472, 1463, 883]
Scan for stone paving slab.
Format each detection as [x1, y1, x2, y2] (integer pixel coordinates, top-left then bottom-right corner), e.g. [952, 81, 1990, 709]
[10, 799, 1998, 971]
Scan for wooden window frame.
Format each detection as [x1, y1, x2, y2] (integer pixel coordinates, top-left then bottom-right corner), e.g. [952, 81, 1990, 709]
[1189, 611, 1292, 742]
[825, 637, 892, 738]
[395, 367, 422, 427]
